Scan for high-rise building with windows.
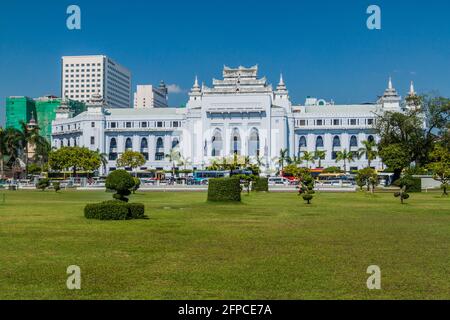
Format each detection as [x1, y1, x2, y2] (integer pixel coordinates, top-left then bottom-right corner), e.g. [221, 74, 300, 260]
[61, 55, 132, 108]
[133, 82, 169, 109]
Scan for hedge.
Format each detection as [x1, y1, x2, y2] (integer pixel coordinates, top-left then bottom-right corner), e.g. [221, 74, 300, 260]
[252, 177, 269, 192]
[207, 177, 242, 202]
[85, 201, 146, 220]
[407, 178, 422, 193]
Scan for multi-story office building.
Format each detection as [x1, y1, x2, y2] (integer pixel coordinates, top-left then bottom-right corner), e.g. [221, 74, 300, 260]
[52, 65, 419, 175]
[133, 82, 168, 109]
[61, 55, 132, 108]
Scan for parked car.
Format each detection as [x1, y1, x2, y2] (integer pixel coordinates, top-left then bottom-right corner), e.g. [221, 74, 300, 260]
[268, 177, 291, 186]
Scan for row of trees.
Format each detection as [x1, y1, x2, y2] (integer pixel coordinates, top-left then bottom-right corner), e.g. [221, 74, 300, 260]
[376, 95, 449, 195]
[275, 139, 378, 173]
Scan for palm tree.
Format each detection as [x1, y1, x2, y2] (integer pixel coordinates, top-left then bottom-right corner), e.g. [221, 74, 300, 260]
[34, 137, 51, 174]
[0, 128, 6, 179]
[358, 140, 378, 168]
[301, 151, 316, 169]
[255, 155, 266, 168]
[335, 149, 354, 173]
[278, 149, 289, 172]
[0, 128, 22, 178]
[165, 148, 181, 178]
[177, 155, 192, 179]
[95, 150, 109, 176]
[314, 150, 326, 168]
[18, 120, 43, 177]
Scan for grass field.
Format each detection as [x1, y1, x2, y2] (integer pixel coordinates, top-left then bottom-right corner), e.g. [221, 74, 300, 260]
[0, 190, 449, 300]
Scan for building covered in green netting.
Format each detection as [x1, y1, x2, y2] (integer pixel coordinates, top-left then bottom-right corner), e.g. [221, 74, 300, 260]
[34, 96, 86, 142]
[5, 96, 37, 131]
[6, 95, 86, 142]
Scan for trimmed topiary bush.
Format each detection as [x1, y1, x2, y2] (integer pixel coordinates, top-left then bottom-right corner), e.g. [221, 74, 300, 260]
[302, 194, 313, 204]
[132, 177, 141, 194]
[207, 177, 242, 202]
[252, 177, 269, 192]
[105, 170, 135, 202]
[84, 201, 146, 220]
[407, 177, 422, 193]
[127, 203, 146, 219]
[53, 182, 61, 193]
[36, 178, 51, 191]
[85, 201, 129, 220]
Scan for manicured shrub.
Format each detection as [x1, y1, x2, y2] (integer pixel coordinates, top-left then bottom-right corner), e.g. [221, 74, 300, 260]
[252, 177, 269, 192]
[36, 178, 50, 191]
[207, 177, 242, 202]
[105, 170, 135, 202]
[85, 202, 129, 220]
[127, 203, 146, 219]
[132, 177, 141, 194]
[53, 182, 61, 193]
[303, 194, 313, 204]
[407, 177, 422, 193]
[84, 201, 146, 220]
[394, 175, 417, 191]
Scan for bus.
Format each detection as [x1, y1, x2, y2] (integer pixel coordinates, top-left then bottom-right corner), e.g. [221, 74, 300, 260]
[193, 171, 230, 184]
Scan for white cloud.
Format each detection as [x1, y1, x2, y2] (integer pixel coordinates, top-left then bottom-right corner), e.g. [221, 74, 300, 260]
[166, 84, 185, 94]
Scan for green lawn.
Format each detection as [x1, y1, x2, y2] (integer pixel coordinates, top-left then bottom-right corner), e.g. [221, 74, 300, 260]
[0, 190, 449, 300]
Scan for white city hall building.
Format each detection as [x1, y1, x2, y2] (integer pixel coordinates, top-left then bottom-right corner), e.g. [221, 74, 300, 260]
[52, 65, 417, 175]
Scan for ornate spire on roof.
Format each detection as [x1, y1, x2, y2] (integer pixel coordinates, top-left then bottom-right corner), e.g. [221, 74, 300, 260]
[28, 111, 37, 127]
[275, 73, 288, 96]
[279, 74, 285, 86]
[409, 81, 416, 96]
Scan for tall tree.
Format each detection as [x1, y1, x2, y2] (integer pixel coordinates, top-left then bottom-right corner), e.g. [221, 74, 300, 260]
[314, 150, 326, 168]
[277, 149, 289, 172]
[49, 147, 102, 177]
[358, 140, 378, 168]
[117, 150, 146, 177]
[335, 149, 354, 173]
[301, 151, 315, 169]
[427, 145, 450, 196]
[19, 121, 41, 177]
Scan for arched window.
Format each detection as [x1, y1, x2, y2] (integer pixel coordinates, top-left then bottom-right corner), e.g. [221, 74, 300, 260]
[109, 138, 118, 161]
[155, 137, 164, 161]
[141, 138, 149, 161]
[350, 136, 358, 148]
[125, 138, 133, 151]
[299, 136, 307, 149]
[316, 136, 324, 149]
[172, 138, 180, 149]
[333, 136, 341, 148]
[248, 128, 260, 157]
[231, 128, 241, 155]
[211, 129, 223, 157]
[368, 135, 375, 143]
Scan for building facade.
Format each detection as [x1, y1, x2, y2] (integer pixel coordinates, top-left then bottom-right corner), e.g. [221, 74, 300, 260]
[5, 95, 85, 142]
[133, 82, 169, 109]
[61, 55, 132, 108]
[52, 65, 417, 175]
[6, 96, 37, 131]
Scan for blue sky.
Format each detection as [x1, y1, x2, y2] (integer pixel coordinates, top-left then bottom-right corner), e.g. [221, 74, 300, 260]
[1, 0, 450, 124]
